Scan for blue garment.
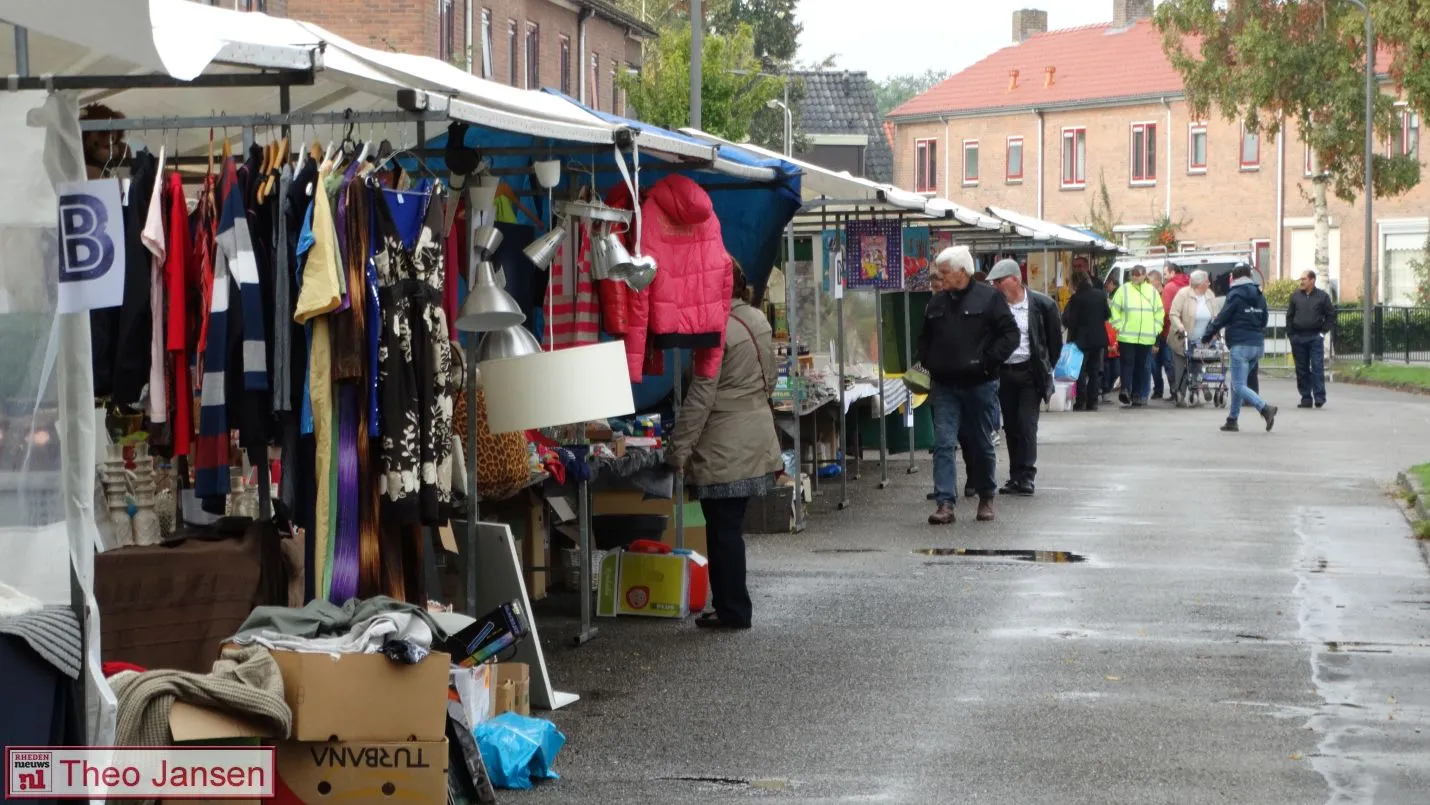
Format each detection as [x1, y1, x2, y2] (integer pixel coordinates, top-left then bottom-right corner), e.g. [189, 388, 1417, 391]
[382, 180, 433, 249]
[1119, 342, 1152, 403]
[296, 201, 316, 436]
[931, 379, 999, 504]
[366, 183, 382, 435]
[1228, 344, 1268, 420]
[1208, 280, 1268, 347]
[1291, 333, 1327, 405]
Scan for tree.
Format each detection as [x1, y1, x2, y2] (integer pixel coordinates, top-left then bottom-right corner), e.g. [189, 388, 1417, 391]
[709, 0, 801, 67]
[875, 69, 950, 119]
[1155, 1, 1422, 296]
[1083, 171, 1123, 244]
[619, 22, 783, 143]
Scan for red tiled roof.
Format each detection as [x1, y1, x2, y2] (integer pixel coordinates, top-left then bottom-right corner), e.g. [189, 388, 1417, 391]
[889, 19, 1186, 119]
[882, 120, 895, 148]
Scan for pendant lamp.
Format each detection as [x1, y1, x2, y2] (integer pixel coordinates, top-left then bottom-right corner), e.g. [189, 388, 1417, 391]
[456, 260, 525, 333]
[476, 324, 543, 363]
[523, 225, 567, 270]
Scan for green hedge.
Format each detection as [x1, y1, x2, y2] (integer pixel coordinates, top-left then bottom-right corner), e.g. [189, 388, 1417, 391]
[1333, 307, 1430, 358]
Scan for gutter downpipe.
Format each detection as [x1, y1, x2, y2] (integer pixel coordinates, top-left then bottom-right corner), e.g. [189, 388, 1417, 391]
[1035, 109, 1045, 219]
[1162, 97, 1173, 218]
[578, 7, 594, 105]
[1276, 118, 1286, 280]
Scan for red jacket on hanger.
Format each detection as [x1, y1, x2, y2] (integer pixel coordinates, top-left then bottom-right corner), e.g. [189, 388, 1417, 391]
[622, 175, 732, 383]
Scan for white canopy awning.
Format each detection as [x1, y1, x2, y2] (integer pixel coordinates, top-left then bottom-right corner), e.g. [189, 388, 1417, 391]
[986, 205, 1122, 252]
[681, 127, 924, 212]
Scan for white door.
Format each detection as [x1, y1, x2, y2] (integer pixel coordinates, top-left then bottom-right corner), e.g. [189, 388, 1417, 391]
[1290, 227, 1341, 290]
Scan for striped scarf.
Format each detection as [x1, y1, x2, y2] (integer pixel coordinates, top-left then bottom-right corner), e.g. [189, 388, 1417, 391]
[217, 161, 270, 391]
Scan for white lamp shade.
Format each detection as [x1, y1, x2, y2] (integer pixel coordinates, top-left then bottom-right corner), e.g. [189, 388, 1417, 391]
[471, 175, 500, 216]
[479, 341, 636, 433]
[533, 159, 562, 188]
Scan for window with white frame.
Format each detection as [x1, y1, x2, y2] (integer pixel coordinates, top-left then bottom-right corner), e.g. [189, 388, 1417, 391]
[507, 20, 518, 86]
[559, 36, 571, 95]
[1006, 136, 1024, 182]
[1187, 123, 1207, 173]
[1130, 122, 1157, 184]
[914, 138, 938, 193]
[591, 54, 601, 109]
[480, 9, 493, 78]
[525, 22, 539, 88]
[963, 140, 979, 185]
[1304, 142, 1318, 177]
[1382, 223, 1428, 305]
[438, 0, 455, 62]
[1240, 124, 1260, 170]
[1061, 127, 1087, 188]
[1390, 106, 1420, 158]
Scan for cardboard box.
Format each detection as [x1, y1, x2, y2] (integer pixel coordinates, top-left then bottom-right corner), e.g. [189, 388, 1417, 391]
[271, 650, 451, 742]
[597, 550, 697, 619]
[524, 497, 549, 600]
[592, 490, 707, 556]
[271, 740, 448, 804]
[492, 663, 530, 717]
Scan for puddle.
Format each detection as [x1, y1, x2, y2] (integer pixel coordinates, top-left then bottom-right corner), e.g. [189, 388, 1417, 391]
[812, 548, 884, 554]
[913, 548, 1088, 564]
[660, 776, 789, 792]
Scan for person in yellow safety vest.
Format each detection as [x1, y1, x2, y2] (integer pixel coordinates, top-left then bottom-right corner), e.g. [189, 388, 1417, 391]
[1109, 265, 1165, 408]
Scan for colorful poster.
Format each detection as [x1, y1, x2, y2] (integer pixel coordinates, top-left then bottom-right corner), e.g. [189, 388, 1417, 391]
[844, 219, 903, 290]
[820, 229, 844, 294]
[903, 226, 932, 291]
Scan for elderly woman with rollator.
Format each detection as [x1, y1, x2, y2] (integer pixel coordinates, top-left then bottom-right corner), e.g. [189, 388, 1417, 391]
[1167, 269, 1224, 407]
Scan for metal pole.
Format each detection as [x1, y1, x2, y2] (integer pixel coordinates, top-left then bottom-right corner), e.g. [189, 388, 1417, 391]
[1359, 3, 1375, 366]
[836, 218, 849, 510]
[779, 103, 803, 531]
[465, 343, 480, 617]
[689, 0, 703, 130]
[672, 349, 685, 549]
[575, 478, 597, 644]
[876, 290, 889, 489]
[14, 26, 29, 76]
[904, 289, 917, 475]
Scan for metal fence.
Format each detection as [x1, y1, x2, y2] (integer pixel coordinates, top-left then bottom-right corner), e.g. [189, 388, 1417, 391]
[1330, 306, 1430, 364]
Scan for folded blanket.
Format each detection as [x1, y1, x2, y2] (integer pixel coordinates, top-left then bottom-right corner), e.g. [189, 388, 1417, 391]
[108, 644, 291, 746]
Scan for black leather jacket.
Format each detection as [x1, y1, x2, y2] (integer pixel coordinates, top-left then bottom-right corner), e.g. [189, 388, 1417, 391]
[917, 283, 1020, 387]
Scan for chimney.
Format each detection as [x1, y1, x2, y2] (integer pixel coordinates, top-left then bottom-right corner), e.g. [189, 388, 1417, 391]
[1009, 70, 1020, 91]
[1012, 9, 1049, 43]
[1045, 66, 1056, 87]
[1112, 0, 1154, 28]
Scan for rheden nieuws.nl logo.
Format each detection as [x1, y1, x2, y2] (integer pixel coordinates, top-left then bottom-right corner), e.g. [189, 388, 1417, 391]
[9, 751, 53, 794]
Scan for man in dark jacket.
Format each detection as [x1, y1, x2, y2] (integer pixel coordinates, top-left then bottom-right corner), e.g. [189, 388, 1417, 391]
[1287, 270, 1335, 408]
[918, 246, 1020, 525]
[1062, 272, 1111, 411]
[1203, 265, 1278, 432]
[988, 259, 1061, 495]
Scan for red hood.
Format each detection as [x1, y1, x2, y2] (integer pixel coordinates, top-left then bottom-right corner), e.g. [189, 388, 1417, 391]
[645, 174, 713, 226]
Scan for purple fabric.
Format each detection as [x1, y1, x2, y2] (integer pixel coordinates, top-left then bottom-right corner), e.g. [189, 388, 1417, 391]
[366, 181, 383, 436]
[329, 385, 361, 603]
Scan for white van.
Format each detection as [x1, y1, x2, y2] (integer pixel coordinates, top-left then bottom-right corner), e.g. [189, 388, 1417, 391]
[1103, 246, 1264, 298]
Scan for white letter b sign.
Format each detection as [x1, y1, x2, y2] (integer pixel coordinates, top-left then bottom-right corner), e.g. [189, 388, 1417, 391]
[56, 178, 125, 314]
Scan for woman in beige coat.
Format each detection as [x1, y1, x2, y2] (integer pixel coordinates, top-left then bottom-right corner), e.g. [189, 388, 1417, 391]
[667, 261, 783, 630]
[1167, 269, 1224, 407]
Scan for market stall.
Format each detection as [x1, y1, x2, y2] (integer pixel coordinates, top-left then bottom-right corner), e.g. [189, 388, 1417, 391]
[0, 6, 803, 788]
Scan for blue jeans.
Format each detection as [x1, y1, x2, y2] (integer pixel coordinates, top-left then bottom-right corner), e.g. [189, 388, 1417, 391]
[1149, 336, 1174, 396]
[1291, 333, 1326, 404]
[931, 380, 998, 504]
[1228, 344, 1268, 420]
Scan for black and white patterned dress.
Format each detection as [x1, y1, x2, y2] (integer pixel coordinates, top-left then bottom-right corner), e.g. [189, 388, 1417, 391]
[372, 188, 455, 525]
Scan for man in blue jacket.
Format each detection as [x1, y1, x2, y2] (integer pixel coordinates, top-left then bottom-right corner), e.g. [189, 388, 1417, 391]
[1202, 264, 1278, 432]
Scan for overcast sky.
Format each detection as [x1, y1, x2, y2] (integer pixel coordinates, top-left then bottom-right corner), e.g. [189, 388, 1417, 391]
[795, 0, 1116, 81]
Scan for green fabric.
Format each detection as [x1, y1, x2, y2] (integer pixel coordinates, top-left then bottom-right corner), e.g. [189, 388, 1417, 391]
[1111, 281, 1164, 346]
[879, 291, 933, 373]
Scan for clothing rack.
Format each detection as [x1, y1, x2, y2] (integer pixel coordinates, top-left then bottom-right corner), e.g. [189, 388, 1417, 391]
[77, 109, 449, 132]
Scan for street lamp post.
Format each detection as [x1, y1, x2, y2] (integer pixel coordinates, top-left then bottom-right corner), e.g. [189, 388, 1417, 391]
[766, 95, 803, 531]
[1345, 0, 1374, 364]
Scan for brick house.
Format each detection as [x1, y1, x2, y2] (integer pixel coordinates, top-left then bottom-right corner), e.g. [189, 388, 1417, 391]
[202, 0, 654, 114]
[888, 0, 1428, 304]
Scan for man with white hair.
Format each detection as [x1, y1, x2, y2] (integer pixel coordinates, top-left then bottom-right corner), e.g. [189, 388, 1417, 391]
[917, 246, 1020, 525]
[988, 259, 1062, 496]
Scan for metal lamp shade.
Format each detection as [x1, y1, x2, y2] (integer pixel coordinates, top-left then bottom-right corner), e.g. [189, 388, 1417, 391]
[476, 324, 543, 362]
[471, 175, 500, 217]
[619, 254, 658, 292]
[594, 231, 634, 277]
[523, 225, 566, 270]
[456, 260, 525, 333]
[472, 225, 503, 258]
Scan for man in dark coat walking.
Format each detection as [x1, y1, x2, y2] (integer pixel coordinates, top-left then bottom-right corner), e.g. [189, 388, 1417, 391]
[1287, 270, 1335, 408]
[988, 259, 1062, 495]
[918, 246, 1020, 525]
[1062, 271, 1111, 411]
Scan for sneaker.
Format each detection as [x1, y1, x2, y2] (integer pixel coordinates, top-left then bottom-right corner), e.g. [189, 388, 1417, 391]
[1298, 400, 1313, 409]
[1220, 420, 1239, 432]
[1261, 404, 1278, 432]
[991, 431, 1002, 447]
[1315, 400, 1326, 409]
[926, 491, 937, 501]
[928, 503, 955, 525]
[1131, 399, 1147, 408]
[976, 498, 996, 522]
[964, 484, 976, 499]
[1118, 391, 1130, 405]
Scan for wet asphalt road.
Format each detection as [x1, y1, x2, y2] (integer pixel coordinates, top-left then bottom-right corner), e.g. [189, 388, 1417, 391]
[514, 379, 1430, 804]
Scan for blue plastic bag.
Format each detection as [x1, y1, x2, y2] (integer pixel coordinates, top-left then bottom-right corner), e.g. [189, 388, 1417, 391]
[475, 712, 567, 790]
[1054, 343, 1084, 380]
